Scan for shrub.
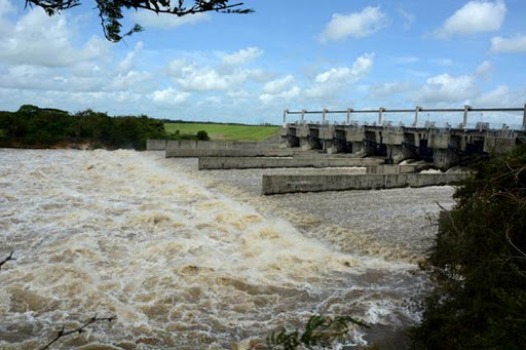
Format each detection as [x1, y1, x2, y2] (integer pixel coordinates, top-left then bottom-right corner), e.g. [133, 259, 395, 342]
[411, 145, 526, 349]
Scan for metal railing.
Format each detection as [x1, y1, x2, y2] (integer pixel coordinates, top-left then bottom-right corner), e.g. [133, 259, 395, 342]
[283, 105, 526, 130]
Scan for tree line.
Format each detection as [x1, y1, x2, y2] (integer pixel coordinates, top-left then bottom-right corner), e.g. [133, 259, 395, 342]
[0, 105, 208, 150]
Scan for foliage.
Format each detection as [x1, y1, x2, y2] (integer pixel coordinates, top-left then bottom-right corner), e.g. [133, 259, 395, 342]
[25, 0, 253, 42]
[164, 122, 280, 141]
[411, 145, 526, 349]
[0, 105, 168, 150]
[196, 130, 210, 140]
[260, 315, 368, 350]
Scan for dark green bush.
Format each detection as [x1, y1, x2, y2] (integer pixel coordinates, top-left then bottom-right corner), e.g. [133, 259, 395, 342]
[196, 130, 210, 140]
[411, 145, 526, 349]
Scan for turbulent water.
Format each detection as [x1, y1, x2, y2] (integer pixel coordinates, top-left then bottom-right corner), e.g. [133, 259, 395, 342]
[0, 149, 455, 349]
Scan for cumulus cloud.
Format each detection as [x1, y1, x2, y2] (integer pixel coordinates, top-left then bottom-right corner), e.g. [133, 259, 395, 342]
[151, 87, 190, 105]
[260, 86, 300, 104]
[262, 75, 295, 94]
[411, 73, 476, 104]
[306, 53, 374, 99]
[475, 85, 511, 106]
[0, 8, 109, 68]
[117, 42, 144, 73]
[132, 11, 210, 28]
[434, 0, 506, 38]
[222, 47, 263, 66]
[491, 34, 526, 53]
[175, 66, 250, 91]
[475, 60, 493, 77]
[371, 82, 413, 98]
[319, 7, 388, 42]
[259, 75, 300, 104]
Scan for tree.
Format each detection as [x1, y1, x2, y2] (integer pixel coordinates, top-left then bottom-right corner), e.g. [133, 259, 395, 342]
[411, 145, 526, 349]
[25, 0, 253, 42]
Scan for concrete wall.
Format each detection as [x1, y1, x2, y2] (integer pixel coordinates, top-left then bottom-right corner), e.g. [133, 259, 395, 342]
[165, 140, 264, 150]
[198, 157, 382, 170]
[365, 164, 422, 174]
[261, 172, 470, 195]
[166, 148, 294, 158]
[146, 139, 168, 150]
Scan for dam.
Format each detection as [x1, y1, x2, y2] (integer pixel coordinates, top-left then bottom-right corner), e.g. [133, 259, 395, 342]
[148, 105, 525, 194]
[281, 105, 526, 169]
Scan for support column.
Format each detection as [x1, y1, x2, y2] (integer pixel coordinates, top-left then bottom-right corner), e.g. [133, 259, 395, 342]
[301, 109, 306, 124]
[378, 107, 385, 126]
[322, 109, 328, 124]
[523, 103, 526, 130]
[413, 106, 421, 127]
[463, 105, 471, 128]
[283, 109, 288, 125]
[346, 108, 353, 124]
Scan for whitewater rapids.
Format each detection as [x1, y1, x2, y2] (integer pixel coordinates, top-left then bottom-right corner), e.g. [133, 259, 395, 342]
[0, 149, 455, 349]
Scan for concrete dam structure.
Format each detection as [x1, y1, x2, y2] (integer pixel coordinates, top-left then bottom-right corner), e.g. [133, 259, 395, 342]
[281, 105, 526, 170]
[148, 105, 525, 194]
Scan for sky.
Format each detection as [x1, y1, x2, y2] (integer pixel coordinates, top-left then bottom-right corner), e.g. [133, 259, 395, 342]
[0, 0, 525, 126]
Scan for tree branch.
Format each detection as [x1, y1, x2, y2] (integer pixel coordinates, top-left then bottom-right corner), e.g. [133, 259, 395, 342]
[39, 315, 117, 350]
[0, 251, 15, 272]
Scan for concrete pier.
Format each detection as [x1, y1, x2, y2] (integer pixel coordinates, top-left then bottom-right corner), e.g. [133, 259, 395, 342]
[163, 139, 291, 157]
[166, 148, 293, 158]
[261, 172, 470, 195]
[198, 156, 382, 170]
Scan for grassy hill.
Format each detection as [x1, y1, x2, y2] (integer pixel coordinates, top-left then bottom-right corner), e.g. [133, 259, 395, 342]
[164, 122, 280, 141]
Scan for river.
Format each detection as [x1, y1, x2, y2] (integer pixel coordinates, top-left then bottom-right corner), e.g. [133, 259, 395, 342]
[0, 149, 455, 349]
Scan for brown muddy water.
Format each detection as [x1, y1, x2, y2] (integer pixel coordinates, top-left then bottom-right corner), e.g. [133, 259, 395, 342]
[0, 149, 455, 349]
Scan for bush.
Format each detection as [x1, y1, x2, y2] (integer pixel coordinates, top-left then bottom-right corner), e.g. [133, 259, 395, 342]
[196, 130, 210, 141]
[411, 145, 526, 349]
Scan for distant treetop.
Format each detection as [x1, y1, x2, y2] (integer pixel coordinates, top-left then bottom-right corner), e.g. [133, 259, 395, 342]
[24, 0, 254, 42]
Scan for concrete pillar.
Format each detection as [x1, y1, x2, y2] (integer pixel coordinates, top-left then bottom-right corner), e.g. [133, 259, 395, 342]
[413, 106, 421, 127]
[322, 109, 328, 124]
[378, 107, 385, 126]
[463, 105, 471, 129]
[283, 109, 288, 125]
[523, 103, 526, 130]
[301, 109, 306, 124]
[346, 108, 353, 124]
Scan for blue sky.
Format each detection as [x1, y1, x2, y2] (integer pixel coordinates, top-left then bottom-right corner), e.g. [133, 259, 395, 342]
[0, 0, 525, 126]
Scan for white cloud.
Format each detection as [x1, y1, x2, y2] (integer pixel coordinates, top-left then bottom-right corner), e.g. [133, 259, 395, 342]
[0, 0, 14, 17]
[434, 0, 506, 38]
[175, 66, 251, 91]
[259, 75, 300, 104]
[491, 34, 526, 53]
[151, 87, 190, 105]
[222, 47, 263, 66]
[398, 8, 415, 30]
[133, 11, 210, 28]
[475, 85, 511, 106]
[0, 8, 109, 67]
[412, 73, 476, 104]
[262, 75, 295, 94]
[315, 53, 374, 84]
[260, 86, 300, 104]
[475, 60, 493, 77]
[371, 82, 413, 98]
[111, 70, 152, 91]
[117, 42, 144, 73]
[306, 53, 374, 99]
[319, 7, 388, 42]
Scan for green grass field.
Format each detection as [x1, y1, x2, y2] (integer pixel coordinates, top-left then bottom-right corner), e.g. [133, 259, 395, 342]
[164, 122, 280, 141]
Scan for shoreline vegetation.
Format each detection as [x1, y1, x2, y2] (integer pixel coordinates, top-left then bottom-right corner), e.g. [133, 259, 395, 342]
[0, 105, 280, 150]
